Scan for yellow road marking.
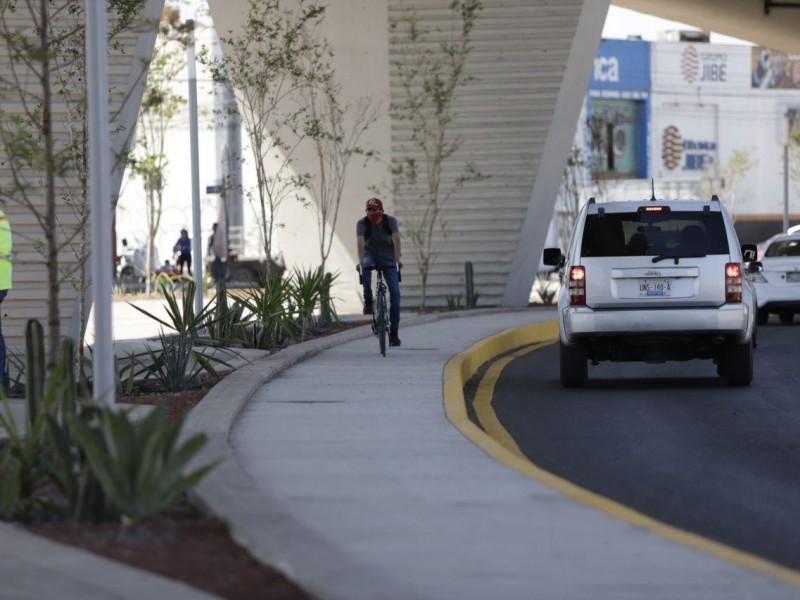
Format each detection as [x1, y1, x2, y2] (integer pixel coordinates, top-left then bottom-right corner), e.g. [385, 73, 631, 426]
[472, 343, 550, 460]
[443, 321, 800, 588]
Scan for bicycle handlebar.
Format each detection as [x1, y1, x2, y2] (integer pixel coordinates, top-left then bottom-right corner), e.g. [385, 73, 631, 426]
[357, 263, 402, 284]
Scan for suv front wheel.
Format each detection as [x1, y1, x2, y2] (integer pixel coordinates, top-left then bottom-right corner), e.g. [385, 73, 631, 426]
[560, 341, 588, 388]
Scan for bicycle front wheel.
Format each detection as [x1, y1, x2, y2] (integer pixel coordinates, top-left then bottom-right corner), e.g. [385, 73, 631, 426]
[377, 297, 387, 356]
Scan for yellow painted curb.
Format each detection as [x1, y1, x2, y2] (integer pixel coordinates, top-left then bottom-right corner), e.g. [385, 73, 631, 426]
[442, 320, 800, 588]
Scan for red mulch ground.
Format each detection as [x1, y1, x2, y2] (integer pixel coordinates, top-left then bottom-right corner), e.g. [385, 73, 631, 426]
[24, 376, 313, 600]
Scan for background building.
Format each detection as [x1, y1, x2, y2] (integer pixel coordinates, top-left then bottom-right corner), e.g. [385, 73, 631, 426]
[572, 36, 800, 246]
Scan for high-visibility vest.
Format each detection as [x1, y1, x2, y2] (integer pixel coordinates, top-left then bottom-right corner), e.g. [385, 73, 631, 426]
[0, 210, 12, 291]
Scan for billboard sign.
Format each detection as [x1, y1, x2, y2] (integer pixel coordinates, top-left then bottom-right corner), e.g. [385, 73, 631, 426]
[589, 39, 650, 99]
[652, 43, 751, 90]
[751, 47, 800, 89]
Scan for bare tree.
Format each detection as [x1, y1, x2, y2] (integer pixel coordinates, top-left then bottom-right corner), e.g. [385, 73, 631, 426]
[389, 0, 486, 308]
[0, 0, 146, 370]
[203, 0, 327, 277]
[296, 34, 379, 276]
[696, 149, 758, 220]
[556, 145, 588, 250]
[788, 129, 800, 207]
[128, 6, 186, 294]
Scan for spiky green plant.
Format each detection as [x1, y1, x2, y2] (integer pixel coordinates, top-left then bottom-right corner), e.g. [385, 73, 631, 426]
[229, 272, 294, 349]
[69, 404, 218, 526]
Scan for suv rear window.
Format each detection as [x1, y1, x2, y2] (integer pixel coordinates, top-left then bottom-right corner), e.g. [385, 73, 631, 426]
[580, 210, 729, 258]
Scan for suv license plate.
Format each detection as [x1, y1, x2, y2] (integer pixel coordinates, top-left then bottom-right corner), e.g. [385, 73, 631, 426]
[787, 272, 800, 283]
[639, 279, 672, 297]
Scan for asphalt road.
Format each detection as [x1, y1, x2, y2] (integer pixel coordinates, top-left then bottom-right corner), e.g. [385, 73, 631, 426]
[486, 323, 800, 571]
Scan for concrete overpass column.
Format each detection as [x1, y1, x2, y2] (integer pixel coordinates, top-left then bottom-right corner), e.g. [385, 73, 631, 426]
[502, 0, 610, 306]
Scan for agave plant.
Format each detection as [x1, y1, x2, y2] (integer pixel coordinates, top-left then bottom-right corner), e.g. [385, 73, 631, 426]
[129, 280, 218, 341]
[289, 266, 325, 340]
[201, 279, 249, 345]
[69, 404, 218, 526]
[145, 330, 232, 392]
[229, 272, 294, 349]
[0, 322, 108, 521]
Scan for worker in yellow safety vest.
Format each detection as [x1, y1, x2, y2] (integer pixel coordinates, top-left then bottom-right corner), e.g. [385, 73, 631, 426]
[0, 208, 12, 390]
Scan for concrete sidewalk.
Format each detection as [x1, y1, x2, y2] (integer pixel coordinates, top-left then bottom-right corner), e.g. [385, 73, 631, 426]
[186, 308, 800, 600]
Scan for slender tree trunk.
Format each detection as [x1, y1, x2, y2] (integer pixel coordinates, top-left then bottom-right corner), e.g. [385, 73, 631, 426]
[40, 0, 60, 370]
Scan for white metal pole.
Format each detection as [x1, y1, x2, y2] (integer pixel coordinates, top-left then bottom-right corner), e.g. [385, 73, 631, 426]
[784, 141, 790, 232]
[86, 1, 115, 407]
[187, 19, 204, 317]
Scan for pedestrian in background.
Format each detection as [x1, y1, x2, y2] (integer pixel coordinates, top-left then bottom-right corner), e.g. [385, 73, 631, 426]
[173, 228, 192, 276]
[207, 223, 226, 282]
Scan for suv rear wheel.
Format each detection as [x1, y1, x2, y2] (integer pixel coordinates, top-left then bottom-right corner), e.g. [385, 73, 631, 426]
[560, 341, 588, 388]
[722, 340, 753, 386]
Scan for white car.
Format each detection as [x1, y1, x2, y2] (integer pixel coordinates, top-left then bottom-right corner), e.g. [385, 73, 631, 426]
[750, 232, 800, 325]
[543, 196, 758, 388]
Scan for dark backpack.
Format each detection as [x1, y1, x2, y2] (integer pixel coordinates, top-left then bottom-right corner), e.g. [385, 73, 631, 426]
[363, 215, 393, 240]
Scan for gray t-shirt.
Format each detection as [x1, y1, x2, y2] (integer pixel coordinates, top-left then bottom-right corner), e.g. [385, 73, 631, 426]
[357, 215, 399, 260]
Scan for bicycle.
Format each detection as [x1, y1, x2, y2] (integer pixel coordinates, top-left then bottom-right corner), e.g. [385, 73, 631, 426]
[358, 264, 401, 356]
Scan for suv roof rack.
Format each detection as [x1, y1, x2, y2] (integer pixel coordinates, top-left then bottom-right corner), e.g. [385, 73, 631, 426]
[711, 194, 720, 202]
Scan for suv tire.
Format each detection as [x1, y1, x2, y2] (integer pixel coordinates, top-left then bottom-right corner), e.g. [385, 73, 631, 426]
[779, 311, 794, 325]
[560, 341, 588, 388]
[722, 340, 753, 386]
[756, 309, 769, 326]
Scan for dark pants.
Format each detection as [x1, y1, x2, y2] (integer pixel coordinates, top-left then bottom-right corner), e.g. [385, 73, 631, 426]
[0, 290, 8, 389]
[361, 254, 401, 334]
[177, 252, 192, 275]
[211, 257, 227, 282]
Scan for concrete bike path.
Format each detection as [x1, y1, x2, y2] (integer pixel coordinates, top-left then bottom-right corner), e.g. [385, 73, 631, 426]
[188, 308, 800, 600]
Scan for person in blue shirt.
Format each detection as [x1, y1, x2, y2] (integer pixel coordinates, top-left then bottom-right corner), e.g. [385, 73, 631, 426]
[173, 229, 192, 276]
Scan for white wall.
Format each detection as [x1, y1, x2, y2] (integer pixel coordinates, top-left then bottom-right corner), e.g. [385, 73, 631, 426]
[650, 41, 800, 219]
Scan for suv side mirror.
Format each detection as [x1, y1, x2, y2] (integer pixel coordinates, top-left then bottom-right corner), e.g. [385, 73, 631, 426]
[748, 260, 763, 274]
[741, 244, 758, 262]
[543, 247, 563, 267]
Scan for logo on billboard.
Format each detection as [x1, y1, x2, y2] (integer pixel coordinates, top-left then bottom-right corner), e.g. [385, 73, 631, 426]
[661, 125, 716, 171]
[681, 46, 728, 84]
[681, 46, 700, 84]
[661, 126, 682, 170]
[593, 56, 620, 82]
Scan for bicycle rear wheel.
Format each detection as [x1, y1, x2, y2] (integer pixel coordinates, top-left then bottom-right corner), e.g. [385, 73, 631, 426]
[377, 295, 387, 356]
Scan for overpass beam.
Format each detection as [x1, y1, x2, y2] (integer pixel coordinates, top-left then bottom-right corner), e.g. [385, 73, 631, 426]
[502, 0, 610, 306]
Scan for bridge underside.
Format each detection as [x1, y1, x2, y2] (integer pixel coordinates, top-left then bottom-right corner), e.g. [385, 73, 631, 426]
[615, 0, 800, 54]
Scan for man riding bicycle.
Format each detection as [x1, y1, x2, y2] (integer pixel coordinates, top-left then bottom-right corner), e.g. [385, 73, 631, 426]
[357, 197, 402, 347]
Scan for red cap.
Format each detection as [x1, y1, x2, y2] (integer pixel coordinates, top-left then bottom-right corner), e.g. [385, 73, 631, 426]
[366, 197, 383, 211]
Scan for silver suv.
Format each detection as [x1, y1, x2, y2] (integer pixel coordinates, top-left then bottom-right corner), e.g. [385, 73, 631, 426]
[543, 196, 759, 388]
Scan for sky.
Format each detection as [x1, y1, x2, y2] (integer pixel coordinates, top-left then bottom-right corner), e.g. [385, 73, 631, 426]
[602, 6, 754, 46]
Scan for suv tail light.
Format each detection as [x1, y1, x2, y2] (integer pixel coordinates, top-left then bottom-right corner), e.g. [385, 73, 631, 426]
[725, 263, 742, 302]
[569, 266, 586, 305]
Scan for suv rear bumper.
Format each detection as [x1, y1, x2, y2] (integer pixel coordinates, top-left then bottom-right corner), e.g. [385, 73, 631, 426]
[561, 303, 753, 344]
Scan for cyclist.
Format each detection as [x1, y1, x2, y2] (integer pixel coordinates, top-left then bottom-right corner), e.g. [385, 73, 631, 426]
[357, 197, 402, 347]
